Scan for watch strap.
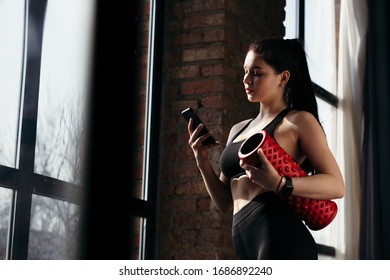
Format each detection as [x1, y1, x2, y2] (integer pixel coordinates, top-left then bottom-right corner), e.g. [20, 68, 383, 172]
[279, 176, 294, 196]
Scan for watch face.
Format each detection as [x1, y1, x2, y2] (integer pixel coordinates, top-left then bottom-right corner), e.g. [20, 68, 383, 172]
[281, 176, 293, 196]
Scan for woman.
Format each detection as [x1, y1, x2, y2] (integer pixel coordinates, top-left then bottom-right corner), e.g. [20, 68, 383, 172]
[187, 38, 345, 259]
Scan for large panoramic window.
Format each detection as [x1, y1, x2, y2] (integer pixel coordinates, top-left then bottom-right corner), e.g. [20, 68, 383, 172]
[0, 0, 95, 259]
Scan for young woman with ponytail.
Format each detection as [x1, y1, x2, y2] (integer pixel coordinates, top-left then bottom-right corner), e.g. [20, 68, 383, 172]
[187, 38, 345, 260]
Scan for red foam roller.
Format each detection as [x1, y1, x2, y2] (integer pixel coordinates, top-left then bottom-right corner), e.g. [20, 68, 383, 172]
[238, 130, 338, 230]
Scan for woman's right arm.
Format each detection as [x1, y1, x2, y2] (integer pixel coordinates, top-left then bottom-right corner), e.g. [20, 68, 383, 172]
[187, 119, 233, 213]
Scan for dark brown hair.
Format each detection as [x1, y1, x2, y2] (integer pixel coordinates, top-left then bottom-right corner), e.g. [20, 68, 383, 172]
[248, 38, 320, 123]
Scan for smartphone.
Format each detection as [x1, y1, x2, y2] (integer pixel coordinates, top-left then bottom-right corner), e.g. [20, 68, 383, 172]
[181, 107, 217, 145]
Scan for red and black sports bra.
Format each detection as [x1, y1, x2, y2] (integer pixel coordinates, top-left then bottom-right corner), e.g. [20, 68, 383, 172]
[219, 108, 313, 181]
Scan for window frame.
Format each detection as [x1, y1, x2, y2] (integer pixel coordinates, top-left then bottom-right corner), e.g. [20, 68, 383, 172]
[0, 0, 84, 260]
[297, 0, 339, 258]
[138, 0, 164, 260]
[0, 0, 162, 260]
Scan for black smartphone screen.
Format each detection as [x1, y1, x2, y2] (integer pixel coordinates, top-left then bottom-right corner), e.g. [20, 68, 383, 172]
[181, 108, 216, 145]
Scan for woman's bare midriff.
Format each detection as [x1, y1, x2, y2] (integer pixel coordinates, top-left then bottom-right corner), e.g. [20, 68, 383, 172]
[230, 175, 270, 214]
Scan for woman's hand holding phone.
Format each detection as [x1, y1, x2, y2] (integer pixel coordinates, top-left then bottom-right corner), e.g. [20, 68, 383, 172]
[181, 107, 217, 146]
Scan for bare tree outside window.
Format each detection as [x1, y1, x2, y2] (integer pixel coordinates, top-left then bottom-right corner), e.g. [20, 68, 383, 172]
[0, 188, 12, 259]
[25, 0, 94, 259]
[28, 195, 80, 259]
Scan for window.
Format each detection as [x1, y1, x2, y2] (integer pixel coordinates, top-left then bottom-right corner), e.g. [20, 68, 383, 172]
[0, 0, 95, 259]
[285, 0, 342, 259]
[132, 0, 163, 260]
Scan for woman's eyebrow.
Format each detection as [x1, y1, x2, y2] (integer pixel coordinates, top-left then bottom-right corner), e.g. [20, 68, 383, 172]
[243, 65, 263, 70]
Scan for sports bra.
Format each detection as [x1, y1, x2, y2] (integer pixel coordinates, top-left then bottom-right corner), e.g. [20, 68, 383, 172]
[220, 108, 313, 181]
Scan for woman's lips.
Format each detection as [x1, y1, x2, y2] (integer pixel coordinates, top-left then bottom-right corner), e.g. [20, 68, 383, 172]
[245, 88, 254, 94]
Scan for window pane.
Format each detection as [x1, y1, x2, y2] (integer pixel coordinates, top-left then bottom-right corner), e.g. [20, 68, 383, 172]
[0, 0, 25, 168]
[34, 0, 95, 184]
[317, 97, 337, 154]
[312, 97, 338, 258]
[0, 187, 12, 259]
[305, 1, 337, 93]
[284, 0, 298, 39]
[28, 195, 80, 259]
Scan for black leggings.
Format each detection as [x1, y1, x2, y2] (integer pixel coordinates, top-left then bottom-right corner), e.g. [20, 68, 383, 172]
[232, 192, 318, 260]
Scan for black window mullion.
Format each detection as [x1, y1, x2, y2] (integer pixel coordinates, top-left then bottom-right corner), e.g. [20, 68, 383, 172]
[298, 0, 305, 43]
[7, 190, 32, 259]
[19, 0, 47, 173]
[7, 0, 48, 260]
[313, 83, 339, 108]
[30, 174, 82, 204]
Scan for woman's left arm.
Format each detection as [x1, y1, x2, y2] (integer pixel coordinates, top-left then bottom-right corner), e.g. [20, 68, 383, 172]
[290, 111, 345, 200]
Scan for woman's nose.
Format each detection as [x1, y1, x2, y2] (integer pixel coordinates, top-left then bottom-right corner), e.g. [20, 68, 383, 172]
[243, 73, 251, 85]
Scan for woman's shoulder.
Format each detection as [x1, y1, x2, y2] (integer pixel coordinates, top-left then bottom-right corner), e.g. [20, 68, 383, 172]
[286, 109, 319, 126]
[285, 109, 323, 135]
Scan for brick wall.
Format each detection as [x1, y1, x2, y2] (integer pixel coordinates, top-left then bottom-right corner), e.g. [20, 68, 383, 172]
[156, 0, 285, 259]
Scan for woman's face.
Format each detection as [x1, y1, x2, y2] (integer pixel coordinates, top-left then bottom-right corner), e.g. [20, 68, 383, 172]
[243, 50, 284, 103]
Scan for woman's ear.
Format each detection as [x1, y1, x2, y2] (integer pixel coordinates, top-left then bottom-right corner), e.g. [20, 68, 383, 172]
[279, 70, 290, 88]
